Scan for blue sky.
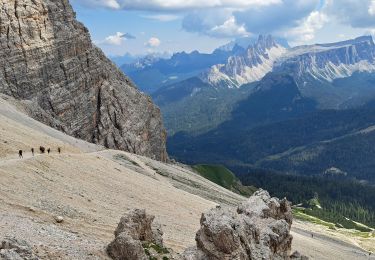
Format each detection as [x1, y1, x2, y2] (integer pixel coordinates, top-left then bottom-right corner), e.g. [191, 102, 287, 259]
[71, 0, 375, 57]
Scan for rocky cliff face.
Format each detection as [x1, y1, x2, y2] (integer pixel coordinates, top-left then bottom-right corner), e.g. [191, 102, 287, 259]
[0, 0, 167, 161]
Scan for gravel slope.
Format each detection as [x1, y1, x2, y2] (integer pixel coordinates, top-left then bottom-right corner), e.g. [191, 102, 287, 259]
[0, 95, 373, 259]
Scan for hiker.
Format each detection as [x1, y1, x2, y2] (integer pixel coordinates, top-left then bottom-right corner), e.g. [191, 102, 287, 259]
[40, 146, 45, 154]
[47, 148, 51, 154]
[58, 147, 61, 154]
[31, 148, 34, 156]
[18, 150, 23, 158]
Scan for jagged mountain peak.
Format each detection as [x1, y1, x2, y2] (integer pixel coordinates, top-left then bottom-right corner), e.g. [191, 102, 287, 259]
[255, 34, 277, 49]
[217, 35, 289, 53]
[201, 35, 375, 91]
[201, 34, 286, 88]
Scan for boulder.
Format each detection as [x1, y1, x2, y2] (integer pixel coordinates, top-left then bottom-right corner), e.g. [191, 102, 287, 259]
[113, 209, 163, 246]
[54, 216, 64, 223]
[107, 209, 166, 260]
[107, 233, 147, 260]
[107, 191, 308, 260]
[184, 189, 307, 260]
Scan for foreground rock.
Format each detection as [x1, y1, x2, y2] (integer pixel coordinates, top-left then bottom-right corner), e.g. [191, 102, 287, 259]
[107, 209, 173, 260]
[0, 0, 167, 161]
[183, 189, 307, 260]
[108, 191, 307, 260]
[0, 238, 38, 260]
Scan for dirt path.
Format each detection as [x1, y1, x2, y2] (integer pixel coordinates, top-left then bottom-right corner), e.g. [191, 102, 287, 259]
[292, 225, 374, 259]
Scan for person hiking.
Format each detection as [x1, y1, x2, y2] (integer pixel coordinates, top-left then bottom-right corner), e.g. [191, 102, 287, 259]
[47, 148, 51, 154]
[58, 147, 61, 154]
[31, 148, 34, 156]
[18, 150, 23, 158]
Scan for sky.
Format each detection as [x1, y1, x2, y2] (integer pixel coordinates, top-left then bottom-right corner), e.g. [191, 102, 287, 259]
[71, 0, 375, 57]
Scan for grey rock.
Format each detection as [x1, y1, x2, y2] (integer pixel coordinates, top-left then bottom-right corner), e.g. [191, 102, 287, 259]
[114, 209, 163, 246]
[54, 216, 64, 223]
[237, 189, 293, 226]
[0, 0, 167, 161]
[182, 247, 206, 260]
[290, 251, 309, 260]
[183, 189, 305, 260]
[0, 249, 24, 260]
[0, 238, 38, 260]
[107, 232, 147, 260]
[107, 209, 165, 260]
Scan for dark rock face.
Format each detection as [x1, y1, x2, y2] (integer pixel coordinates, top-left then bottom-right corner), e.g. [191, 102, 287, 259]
[184, 189, 306, 260]
[0, 0, 167, 161]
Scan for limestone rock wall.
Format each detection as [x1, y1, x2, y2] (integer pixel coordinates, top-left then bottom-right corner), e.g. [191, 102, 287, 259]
[0, 0, 167, 161]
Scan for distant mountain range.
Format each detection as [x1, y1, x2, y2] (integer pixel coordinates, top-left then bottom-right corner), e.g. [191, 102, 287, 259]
[109, 53, 139, 66]
[119, 36, 290, 93]
[146, 35, 375, 186]
[201, 35, 375, 92]
[151, 35, 375, 135]
[121, 48, 239, 93]
[217, 36, 290, 52]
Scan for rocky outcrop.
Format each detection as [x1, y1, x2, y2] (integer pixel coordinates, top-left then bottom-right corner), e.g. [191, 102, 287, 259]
[183, 189, 306, 260]
[113, 209, 163, 245]
[0, 238, 38, 260]
[0, 0, 167, 161]
[107, 209, 171, 260]
[109, 191, 306, 260]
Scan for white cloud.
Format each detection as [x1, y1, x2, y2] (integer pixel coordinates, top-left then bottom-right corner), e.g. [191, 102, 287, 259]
[75, 0, 281, 11]
[141, 14, 180, 22]
[325, 0, 375, 28]
[145, 37, 161, 47]
[73, 0, 120, 9]
[104, 32, 125, 45]
[78, 0, 375, 48]
[235, 0, 320, 35]
[98, 32, 135, 46]
[182, 0, 320, 40]
[287, 11, 329, 44]
[209, 16, 249, 37]
[369, 0, 375, 16]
